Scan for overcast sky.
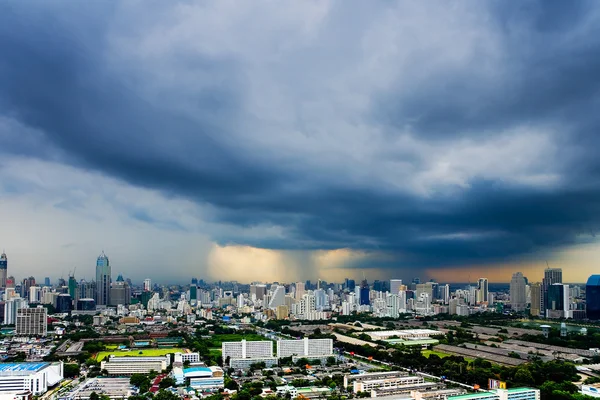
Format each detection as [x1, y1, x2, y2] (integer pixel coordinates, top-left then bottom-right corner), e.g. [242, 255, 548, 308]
[1, 1, 600, 284]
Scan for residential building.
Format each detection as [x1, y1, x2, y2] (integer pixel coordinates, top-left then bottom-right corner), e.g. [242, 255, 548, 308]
[4, 296, 27, 325]
[390, 279, 403, 295]
[221, 340, 277, 368]
[477, 278, 489, 304]
[16, 307, 47, 336]
[110, 274, 131, 306]
[277, 338, 333, 360]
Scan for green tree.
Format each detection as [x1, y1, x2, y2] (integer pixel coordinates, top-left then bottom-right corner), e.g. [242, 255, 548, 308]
[154, 390, 180, 400]
[64, 363, 81, 378]
[159, 377, 177, 389]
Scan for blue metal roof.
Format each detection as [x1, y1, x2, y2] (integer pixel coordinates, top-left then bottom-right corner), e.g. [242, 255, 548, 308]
[0, 363, 48, 373]
[587, 275, 600, 286]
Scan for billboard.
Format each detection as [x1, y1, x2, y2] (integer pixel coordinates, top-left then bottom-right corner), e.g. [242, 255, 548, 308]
[488, 379, 507, 389]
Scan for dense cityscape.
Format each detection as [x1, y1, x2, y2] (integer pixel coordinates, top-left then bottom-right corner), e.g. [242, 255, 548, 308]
[1, 251, 600, 400]
[3, 2, 600, 400]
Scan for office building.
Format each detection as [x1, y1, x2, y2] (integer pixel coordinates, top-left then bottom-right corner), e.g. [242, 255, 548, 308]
[110, 274, 131, 306]
[68, 276, 78, 301]
[221, 340, 276, 368]
[542, 267, 562, 314]
[546, 283, 570, 319]
[143, 278, 152, 292]
[78, 280, 96, 301]
[16, 307, 48, 336]
[587, 275, 600, 320]
[360, 280, 370, 306]
[477, 278, 489, 304]
[0, 362, 64, 396]
[56, 294, 73, 313]
[390, 279, 403, 295]
[250, 284, 267, 301]
[20, 277, 35, 299]
[76, 298, 96, 311]
[345, 278, 356, 291]
[95, 252, 111, 306]
[529, 282, 542, 317]
[277, 338, 333, 360]
[510, 272, 527, 312]
[29, 286, 41, 303]
[44, 277, 51, 287]
[0, 252, 7, 288]
[101, 356, 169, 376]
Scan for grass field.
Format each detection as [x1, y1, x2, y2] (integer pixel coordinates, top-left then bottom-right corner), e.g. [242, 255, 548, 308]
[96, 347, 183, 361]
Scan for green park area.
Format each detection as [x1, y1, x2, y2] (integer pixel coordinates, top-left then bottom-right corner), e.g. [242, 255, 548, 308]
[422, 349, 474, 362]
[96, 347, 183, 361]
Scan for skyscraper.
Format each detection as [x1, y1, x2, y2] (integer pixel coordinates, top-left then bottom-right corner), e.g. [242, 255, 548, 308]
[68, 276, 78, 301]
[530, 282, 542, 317]
[477, 278, 489, 304]
[586, 275, 600, 320]
[390, 279, 403, 295]
[0, 252, 7, 288]
[547, 283, 569, 319]
[542, 267, 562, 315]
[95, 251, 111, 306]
[110, 274, 131, 306]
[359, 280, 370, 306]
[143, 278, 152, 292]
[510, 272, 527, 312]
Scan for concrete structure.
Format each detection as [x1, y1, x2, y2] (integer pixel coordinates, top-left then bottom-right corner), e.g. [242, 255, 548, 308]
[277, 338, 333, 359]
[174, 352, 200, 364]
[4, 297, 27, 325]
[542, 267, 562, 315]
[586, 275, 600, 320]
[529, 283, 542, 317]
[478, 278, 489, 304]
[172, 366, 224, 390]
[448, 388, 539, 400]
[110, 274, 131, 306]
[365, 329, 443, 341]
[95, 252, 111, 306]
[100, 356, 168, 376]
[222, 339, 277, 368]
[0, 362, 63, 396]
[390, 279, 403, 295]
[0, 252, 7, 288]
[16, 307, 47, 336]
[60, 377, 135, 400]
[352, 375, 423, 393]
[344, 371, 408, 389]
[510, 272, 527, 312]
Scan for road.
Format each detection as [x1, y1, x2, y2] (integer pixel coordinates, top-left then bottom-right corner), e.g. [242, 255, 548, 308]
[345, 352, 484, 392]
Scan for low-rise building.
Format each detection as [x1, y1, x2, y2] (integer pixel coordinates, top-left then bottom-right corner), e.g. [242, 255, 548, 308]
[100, 356, 169, 376]
[448, 388, 540, 400]
[59, 377, 135, 400]
[353, 375, 424, 393]
[0, 362, 63, 396]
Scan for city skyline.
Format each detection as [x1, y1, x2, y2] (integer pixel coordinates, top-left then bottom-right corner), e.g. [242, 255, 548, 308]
[2, 3, 600, 283]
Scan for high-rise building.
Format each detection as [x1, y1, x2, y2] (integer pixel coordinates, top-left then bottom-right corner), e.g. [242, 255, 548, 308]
[477, 278, 489, 304]
[345, 279, 356, 291]
[250, 284, 267, 301]
[530, 282, 542, 317]
[56, 294, 73, 313]
[547, 283, 569, 319]
[295, 282, 305, 300]
[110, 274, 131, 306]
[16, 307, 48, 336]
[20, 277, 36, 299]
[4, 296, 27, 325]
[510, 272, 527, 312]
[68, 276, 78, 301]
[542, 267, 562, 315]
[95, 251, 111, 306]
[586, 275, 600, 320]
[44, 277, 51, 287]
[78, 280, 96, 300]
[360, 280, 370, 306]
[390, 279, 403, 295]
[143, 278, 152, 292]
[29, 286, 41, 303]
[268, 285, 286, 308]
[0, 252, 7, 288]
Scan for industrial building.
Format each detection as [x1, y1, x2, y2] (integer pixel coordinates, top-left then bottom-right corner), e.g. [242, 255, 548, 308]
[0, 362, 63, 396]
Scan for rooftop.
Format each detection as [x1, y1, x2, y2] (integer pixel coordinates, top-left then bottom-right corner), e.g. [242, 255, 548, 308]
[0, 363, 48, 374]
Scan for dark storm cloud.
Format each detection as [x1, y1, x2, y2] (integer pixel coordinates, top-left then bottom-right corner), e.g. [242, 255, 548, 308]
[2, 1, 600, 269]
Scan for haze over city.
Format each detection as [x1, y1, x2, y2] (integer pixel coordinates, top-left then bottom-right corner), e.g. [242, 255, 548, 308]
[2, 2, 600, 283]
